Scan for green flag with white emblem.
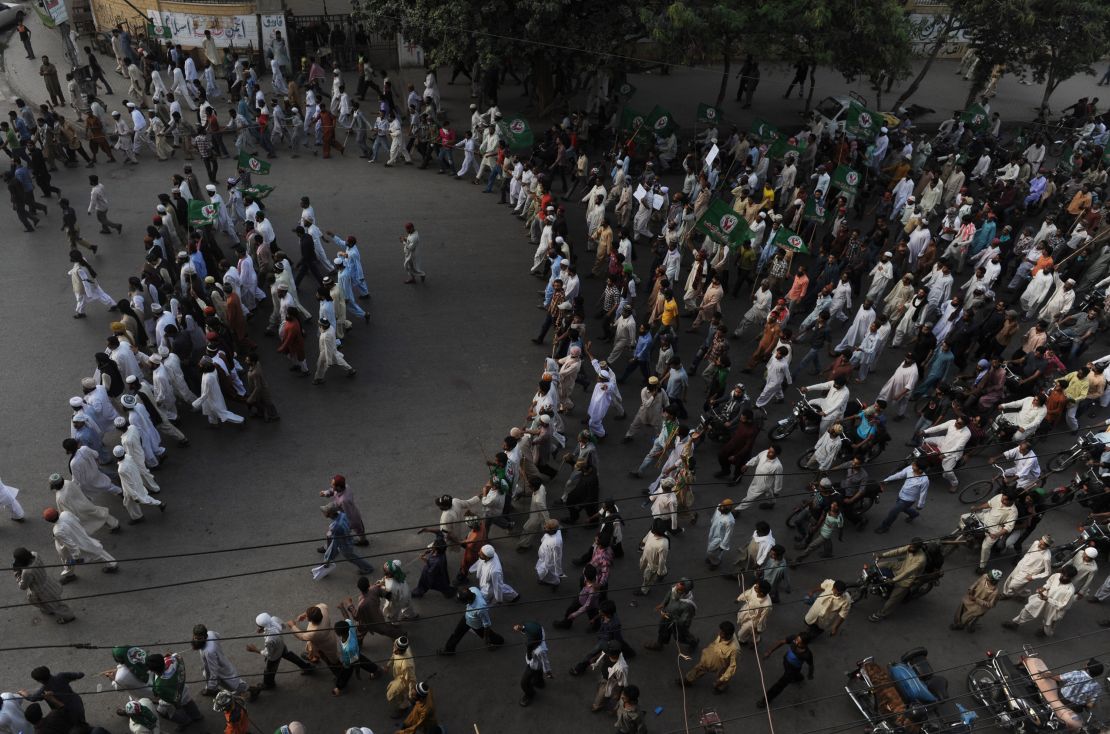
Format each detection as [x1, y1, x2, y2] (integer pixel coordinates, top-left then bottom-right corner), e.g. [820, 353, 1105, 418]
[236, 151, 271, 175]
[803, 197, 832, 225]
[696, 103, 723, 125]
[497, 114, 534, 152]
[751, 118, 779, 142]
[771, 225, 810, 254]
[961, 103, 990, 133]
[188, 199, 220, 227]
[844, 101, 881, 139]
[694, 199, 752, 251]
[830, 164, 862, 196]
[645, 105, 677, 137]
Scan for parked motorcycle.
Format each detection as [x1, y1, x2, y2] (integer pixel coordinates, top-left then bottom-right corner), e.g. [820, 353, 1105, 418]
[847, 647, 975, 734]
[1043, 467, 1105, 507]
[966, 646, 1093, 733]
[768, 390, 824, 441]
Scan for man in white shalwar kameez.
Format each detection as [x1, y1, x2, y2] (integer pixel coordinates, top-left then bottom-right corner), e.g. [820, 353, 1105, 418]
[0, 475, 25, 523]
[471, 544, 519, 603]
[67, 442, 122, 497]
[116, 415, 157, 470]
[157, 347, 197, 403]
[829, 277, 853, 322]
[647, 477, 679, 533]
[876, 355, 919, 418]
[1001, 535, 1053, 598]
[924, 266, 953, 321]
[120, 392, 165, 463]
[586, 357, 622, 437]
[45, 507, 119, 581]
[801, 378, 851, 434]
[705, 499, 736, 567]
[193, 359, 244, 425]
[1020, 269, 1055, 319]
[734, 447, 784, 510]
[80, 377, 120, 434]
[1003, 567, 1077, 636]
[733, 282, 773, 338]
[1038, 276, 1075, 324]
[866, 254, 894, 302]
[535, 520, 564, 587]
[921, 417, 972, 490]
[113, 446, 164, 522]
[50, 472, 118, 533]
[754, 348, 792, 409]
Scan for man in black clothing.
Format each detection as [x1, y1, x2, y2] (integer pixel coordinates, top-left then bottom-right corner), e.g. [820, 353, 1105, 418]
[59, 197, 96, 253]
[82, 46, 114, 95]
[292, 225, 327, 286]
[5, 170, 38, 231]
[569, 600, 635, 675]
[23, 703, 71, 734]
[21, 667, 86, 724]
[756, 633, 814, 708]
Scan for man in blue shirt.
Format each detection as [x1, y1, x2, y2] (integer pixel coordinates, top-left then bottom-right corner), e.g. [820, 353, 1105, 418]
[663, 355, 689, 419]
[437, 586, 505, 654]
[619, 324, 654, 384]
[13, 161, 47, 215]
[874, 461, 929, 534]
[1057, 659, 1104, 709]
[322, 506, 374, 573]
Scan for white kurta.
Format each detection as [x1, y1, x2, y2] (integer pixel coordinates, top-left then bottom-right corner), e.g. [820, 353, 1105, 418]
[737, 451, 784, 510]
[1017, 573, 1075, 629]
[535, 530, 564, 585]
[56, 478, 115, 534]
[70, 445, 120, 495]
[1020, 271, 1054, 314]
[470, 553, 519, 603]
[53, 510, 115, 564]
[192, 371, 244, 424]
[877, 362, 919, 403]
[1002, 545, 1053, 597]
[835, 306, 876, 351]
[706, 510, 736, 553]
[122, 424, 157, 469]
[866, 261, 894, 302]
[83, 384, 120, 434]
[117, 454, 162, 518]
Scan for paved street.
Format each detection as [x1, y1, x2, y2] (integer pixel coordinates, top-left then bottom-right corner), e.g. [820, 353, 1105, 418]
[2, 15, 1110, 734]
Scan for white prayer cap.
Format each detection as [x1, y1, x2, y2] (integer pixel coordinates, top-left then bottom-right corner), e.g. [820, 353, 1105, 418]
[660, 186, 669, 193]
[333, 257, 344, 266]
[880, 126, 888, 133]
[557, 301, 571, 311]
[149, 354, 162, 365]
[206, 184, 216, 193]
[121, 394, 138, 409]
[68, 397, 84, 409]
[1086, 547, 1099, 559]
[114, 416, 127, 428]
[539, 414, 551, 425]
[793, 199, 802, 206]
[151, 303, 163, 313]
[255, 612, 273, 628]
[907, 196, 915, 202]
[81, 377, 96, 390]
[274, 261, 286, 271]
[125, 375, 138, 385]
[883, 251, 893, 257]
[111, 111, 120, 117]
[157, 205, 167, 213]
[661, 478, 676, 489]
[555, 236, 565, 244]
[1066, 278, 1076, 285]
[546, 205, 555, 212]
[125, 101, 135, 108]
[759, 212, 766, 219]
[113, 445, 126, 459]
[480, 544, 496, 557]
[158, 345, 170, 357]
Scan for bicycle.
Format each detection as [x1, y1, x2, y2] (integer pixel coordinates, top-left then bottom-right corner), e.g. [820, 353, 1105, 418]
[957, 463, 1016, 505]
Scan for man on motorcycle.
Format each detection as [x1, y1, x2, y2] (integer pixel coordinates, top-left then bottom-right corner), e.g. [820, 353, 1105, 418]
[714, 409, 758, 481]
[868, 539, 927, 622]
[1058, 307, 1100, 364]
[800, 376, 850, 435]
[840, 457, 872, 529]
[957, 493, 1017, 574]
[995, 395, 1047, 440]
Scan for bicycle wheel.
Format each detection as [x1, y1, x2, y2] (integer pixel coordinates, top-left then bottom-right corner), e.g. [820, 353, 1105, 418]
[959, 479, 996, 505]
[1048, 451, 1078, 474]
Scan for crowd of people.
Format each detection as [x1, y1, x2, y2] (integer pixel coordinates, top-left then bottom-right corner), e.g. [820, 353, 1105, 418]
[4, 12, 1110, 734]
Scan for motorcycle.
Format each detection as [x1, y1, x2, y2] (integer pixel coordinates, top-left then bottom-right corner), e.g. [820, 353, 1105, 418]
[1047, 431, 1108, 473]
[966, 646, 1092, 733]
[848, 543, 945, 603]
[1043, 467, 1105, 507]
[941, 514, 988, 559]
[768, 390, 824, 441]
[847, 647, 976, 734]
[1049, 519, 1110, 567]
[695, 385, 755, 443]
[797, 432, 887, 471]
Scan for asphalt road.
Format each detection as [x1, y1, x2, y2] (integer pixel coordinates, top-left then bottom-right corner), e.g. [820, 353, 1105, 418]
[2, 41, 1110, 734]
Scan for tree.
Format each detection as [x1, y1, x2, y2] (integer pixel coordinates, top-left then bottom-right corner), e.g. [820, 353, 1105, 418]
[642, 1, 751, 107]
[893, 12, 957, 110]
[1024, 0, 1110, 116]
[350, 0, 646, 114]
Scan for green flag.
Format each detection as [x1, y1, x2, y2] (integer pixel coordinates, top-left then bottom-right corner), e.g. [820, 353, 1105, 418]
[497, 114, 534, 152]
[243, 184, 275, 200]
[237, 151, 271, 175]
[844, 101, 881, 139]
[830, 164, 862, 197]
[188, 199, 220, 227]
[1057, 145, 1076, 175]
[771, 226, 810, 254]
[751, 118, 779, 142]
[767, 136, 805, 161]
[696, 103, 723, 125]
[802, 197, 832, 225]
[961, 104, 990, 133]
[619, 107, 650, 142]
[615, 81, 637, 99]
[645, 105, 677, 137]
[694, 199, 752, 251]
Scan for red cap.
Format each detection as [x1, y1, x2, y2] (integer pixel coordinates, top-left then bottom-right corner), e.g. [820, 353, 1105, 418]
[42, 507, 59, 522]
[346, 236, 356, 245]
[205, 332, 218, 341]
[332, 474, 346, 487]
